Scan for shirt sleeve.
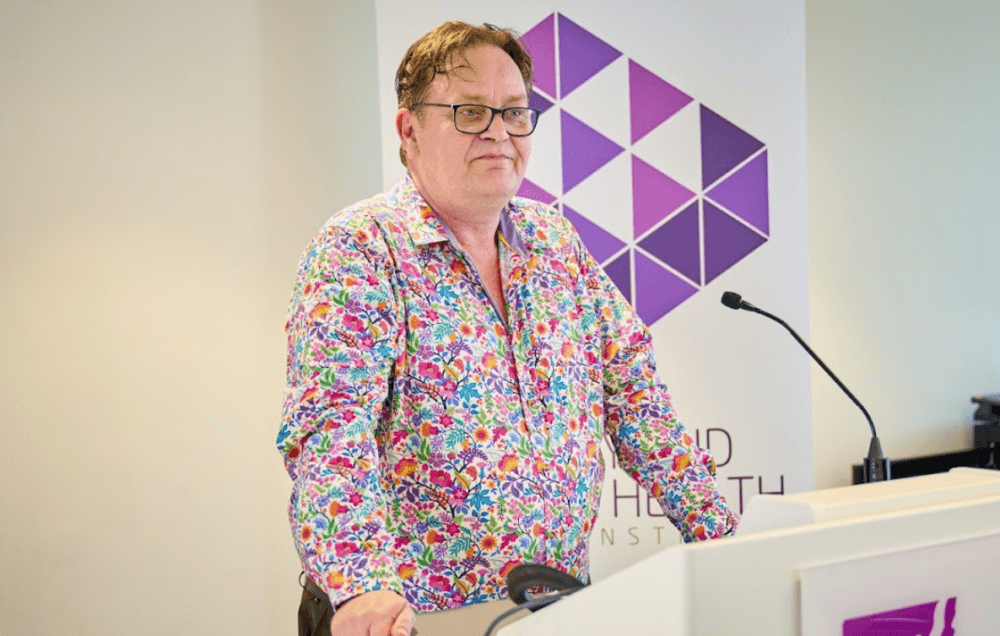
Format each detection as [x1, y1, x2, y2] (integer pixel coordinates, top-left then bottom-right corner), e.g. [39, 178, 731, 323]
[571, 223, 739, 543]
[276, 218, 406, 605]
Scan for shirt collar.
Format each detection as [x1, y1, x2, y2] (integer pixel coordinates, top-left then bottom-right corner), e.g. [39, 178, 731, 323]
[392, 175, 528, 257]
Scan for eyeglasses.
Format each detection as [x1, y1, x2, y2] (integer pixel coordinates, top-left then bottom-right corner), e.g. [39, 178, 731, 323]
[413, 103, 541, 137]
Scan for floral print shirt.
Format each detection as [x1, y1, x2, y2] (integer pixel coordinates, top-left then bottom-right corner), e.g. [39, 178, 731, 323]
[277, 177, 738, 613]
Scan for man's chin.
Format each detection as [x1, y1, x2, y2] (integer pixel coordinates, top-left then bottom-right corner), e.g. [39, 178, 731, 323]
[470, 174, 522, 202]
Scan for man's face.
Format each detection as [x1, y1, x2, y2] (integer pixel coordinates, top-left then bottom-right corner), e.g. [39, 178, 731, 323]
[398, 45, 532, 215]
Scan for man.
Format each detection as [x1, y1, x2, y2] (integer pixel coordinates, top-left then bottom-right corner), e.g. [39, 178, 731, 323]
[278, 21, 738, 636]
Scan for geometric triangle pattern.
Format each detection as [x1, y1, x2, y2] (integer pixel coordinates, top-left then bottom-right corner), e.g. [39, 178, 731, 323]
[558, 14, 622, 99]
[634, 251, 699, 326]
[631, 101, 701, 194]
[561, 109, 625, 193]
[637, 200, 701, 284]
[603, 251, 632, 304]
[631, 155, 695, 239]
[519, 13, 770, 324]
[700, 105, 765, 189]
[703, 199, 767, 284]
[560, 153, 633, 244]
[529, 90, 555, 116]
[563, 204, 627, 264]
[521, 14, 557, 99]
[560, 57, 630, 150]
[629, 60, 692, 144]
[706, 150, 770, 235]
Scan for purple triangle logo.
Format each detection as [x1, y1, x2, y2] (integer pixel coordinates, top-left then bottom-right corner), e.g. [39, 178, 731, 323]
[604, 251, 632, 303]
[558, 14, 622, 98]
[634, 251, 698, 324]
[632, 155, 695, 238]
[637, 201, 701, 284]
[561, 109, 624, 193]
[518, 13, 771, 325]
[521, 14, 557, 98]
[703, 200, 767, 283]
[529, 90, 555, 115]
[564, 205, 626, 264]
[629, 60, 693, 144]
[706, 150, 769, 235]
[701, 105, 765, 189]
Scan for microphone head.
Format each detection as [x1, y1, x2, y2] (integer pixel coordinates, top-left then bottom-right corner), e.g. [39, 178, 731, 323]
[721, 291, 743, 310]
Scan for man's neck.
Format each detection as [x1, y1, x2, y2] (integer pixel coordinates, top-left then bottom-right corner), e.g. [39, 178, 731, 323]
[434, 207, 501, 256]
[408, 174, 509, 321]
[411, 174, 506, 254]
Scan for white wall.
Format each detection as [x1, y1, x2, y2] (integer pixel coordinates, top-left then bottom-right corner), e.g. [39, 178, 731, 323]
[806, 0, 1000, 489]
[2, 1, 998, 635]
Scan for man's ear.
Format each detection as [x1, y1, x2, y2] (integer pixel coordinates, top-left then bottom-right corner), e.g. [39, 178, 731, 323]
[396, 108, 419, 163]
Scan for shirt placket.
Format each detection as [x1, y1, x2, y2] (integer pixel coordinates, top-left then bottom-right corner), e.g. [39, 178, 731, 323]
[499, 244, 533, 437]
[501, 248, 556, 566]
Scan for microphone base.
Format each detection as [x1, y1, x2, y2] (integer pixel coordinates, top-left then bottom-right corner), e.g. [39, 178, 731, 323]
[862, 457, 891, 483]
[862, 436, 891, 483]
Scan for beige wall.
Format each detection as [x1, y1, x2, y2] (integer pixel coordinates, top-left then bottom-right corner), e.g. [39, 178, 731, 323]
[2, 1, 999, 634]
[258, 0, 383, 631]
[0, 1, 381, 634]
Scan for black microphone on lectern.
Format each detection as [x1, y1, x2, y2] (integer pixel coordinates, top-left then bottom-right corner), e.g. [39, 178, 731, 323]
[721, 291, 890, 483]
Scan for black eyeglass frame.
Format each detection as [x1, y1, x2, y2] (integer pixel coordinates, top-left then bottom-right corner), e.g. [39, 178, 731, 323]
[412, 103, 542, 137]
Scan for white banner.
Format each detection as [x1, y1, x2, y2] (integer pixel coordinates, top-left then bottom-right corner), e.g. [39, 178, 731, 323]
[375, 0, 810, 579]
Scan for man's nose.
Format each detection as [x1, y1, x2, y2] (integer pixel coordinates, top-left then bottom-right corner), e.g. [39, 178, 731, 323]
[480, 110, 509, 141]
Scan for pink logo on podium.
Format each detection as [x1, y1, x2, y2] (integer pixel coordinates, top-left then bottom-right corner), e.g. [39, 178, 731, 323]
[843, 597, 956, 636]
[517, 13, 770, 325]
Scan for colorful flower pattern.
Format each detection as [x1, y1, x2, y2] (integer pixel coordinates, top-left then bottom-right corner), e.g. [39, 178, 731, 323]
[278, 177, 737, 612]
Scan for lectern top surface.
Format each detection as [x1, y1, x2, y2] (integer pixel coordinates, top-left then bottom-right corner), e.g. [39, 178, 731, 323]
[783, 467, 1000, 505]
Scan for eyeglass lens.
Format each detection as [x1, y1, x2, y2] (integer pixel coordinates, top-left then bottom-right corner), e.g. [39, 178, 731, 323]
[455, 105, 537, 135]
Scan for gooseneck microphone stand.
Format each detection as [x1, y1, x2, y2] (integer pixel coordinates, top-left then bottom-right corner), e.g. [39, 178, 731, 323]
[721, 291, 889, 482]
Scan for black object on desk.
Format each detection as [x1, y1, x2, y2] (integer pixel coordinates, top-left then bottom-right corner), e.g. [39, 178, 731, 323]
[972, 393, 1000, 469]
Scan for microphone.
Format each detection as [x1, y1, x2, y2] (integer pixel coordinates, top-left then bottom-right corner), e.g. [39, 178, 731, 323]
[721, 290, 754, 311]
[721, 291, 889, 483]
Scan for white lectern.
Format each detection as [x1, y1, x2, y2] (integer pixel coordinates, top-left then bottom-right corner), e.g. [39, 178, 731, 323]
[497, 468, 1000, 636]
